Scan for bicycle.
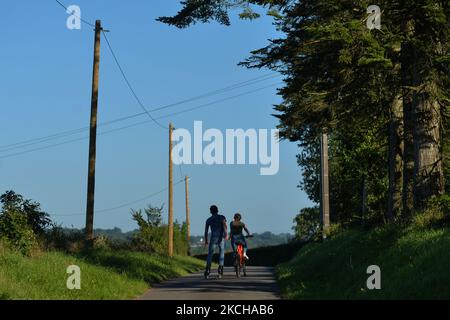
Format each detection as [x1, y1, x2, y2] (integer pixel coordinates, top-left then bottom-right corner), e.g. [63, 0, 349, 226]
[233, 235, 253, 278]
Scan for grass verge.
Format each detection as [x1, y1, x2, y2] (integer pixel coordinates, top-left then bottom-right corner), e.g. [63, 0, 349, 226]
[277, 224, 450, 299]
[0, 248, 204, 300]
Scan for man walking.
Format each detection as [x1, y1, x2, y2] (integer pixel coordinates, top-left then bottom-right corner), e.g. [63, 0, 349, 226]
[204, 205, 227, 279]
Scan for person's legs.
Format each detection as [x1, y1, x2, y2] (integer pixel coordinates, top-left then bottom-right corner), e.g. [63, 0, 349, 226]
[217, 238, 225, 277]
[205, 237, 215, 272]
[243, 237, 248, 253]
[230, 235, 236, 253]
[218, 239, 225, 266]
[240, 235, 249, 259]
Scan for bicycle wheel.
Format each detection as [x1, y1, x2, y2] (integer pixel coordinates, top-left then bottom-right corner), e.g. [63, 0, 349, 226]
[235, 252, 241, 278]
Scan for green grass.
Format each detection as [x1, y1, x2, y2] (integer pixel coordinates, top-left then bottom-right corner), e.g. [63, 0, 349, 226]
[0, 248, 204, 300]
[277, 224, 450, 299]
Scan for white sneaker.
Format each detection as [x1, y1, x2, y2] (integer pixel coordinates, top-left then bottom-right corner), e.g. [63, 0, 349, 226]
[244, 253, 250, 260]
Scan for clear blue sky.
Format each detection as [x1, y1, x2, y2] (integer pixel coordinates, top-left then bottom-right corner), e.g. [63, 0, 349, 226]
[0, 0, 313, 235]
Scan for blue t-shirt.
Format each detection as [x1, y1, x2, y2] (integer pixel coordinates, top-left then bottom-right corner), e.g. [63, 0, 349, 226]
[205, 214, 227, 239]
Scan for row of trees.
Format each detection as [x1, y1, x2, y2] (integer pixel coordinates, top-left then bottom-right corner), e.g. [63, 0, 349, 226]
[159, 1, 449, 227]
[0, 190, 189, 256]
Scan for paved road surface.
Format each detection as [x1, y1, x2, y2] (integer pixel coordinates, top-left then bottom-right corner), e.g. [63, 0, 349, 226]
[138, 266, 280, 300]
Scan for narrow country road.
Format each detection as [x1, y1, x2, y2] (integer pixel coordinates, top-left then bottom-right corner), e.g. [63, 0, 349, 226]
[138, 266, 281, 300]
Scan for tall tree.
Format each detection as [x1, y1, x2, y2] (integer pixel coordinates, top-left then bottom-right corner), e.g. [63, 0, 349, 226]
[391, 1, 449, 208]
[387, 94, 404, 219]
[160, 0, 450, 220]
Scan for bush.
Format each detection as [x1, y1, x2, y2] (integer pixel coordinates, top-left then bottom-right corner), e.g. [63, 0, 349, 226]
[93, 234, 111, 250]
[323, 222, 343, 239]
[0, 191, 51, 235]
[44, 226, 122, 253]
[293, 207, 321, 241]
[173, 221, 189, 255]
[131, 205, 165, 253]
[132, 222, 188, 255]
[0, 209, 38, 255]
[412, 195, 450, 229]
[132, 224, 167, 254]
[44, 225, 85, 253]
[0, 239, 6, 255]
[131, 205, 188, 255]
[0, 190, 52, 255]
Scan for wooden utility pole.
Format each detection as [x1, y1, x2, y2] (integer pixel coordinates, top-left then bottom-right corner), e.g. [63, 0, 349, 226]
[185, 176, 190, 246]
[85, 20, 102, 241]
[320, 130, 330, 238]
[168, 123, 174, 257]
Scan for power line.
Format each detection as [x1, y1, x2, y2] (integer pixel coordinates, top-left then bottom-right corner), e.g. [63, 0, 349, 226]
[10, 1, 281, 161]
[55, 0, 96, 28]
[0, 83, 281, 159]
[56, 0, 167, 129]
[0, 136, 87, 160]
[149, 74, 279, 113]
[0, 113, 144, 153]
[154, 82, 281, 119]
[179, 164, 184, 181]
[52, 179, 185, 217]
[0, 73, 278, 152]
[50, 0, 275, 227]
[101, 31, 168, 130]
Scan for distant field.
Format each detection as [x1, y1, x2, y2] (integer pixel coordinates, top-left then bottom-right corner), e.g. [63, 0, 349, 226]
[190, 232, 294, 256]
[0, 247, 204, 300]
[195, 241, 306, 267]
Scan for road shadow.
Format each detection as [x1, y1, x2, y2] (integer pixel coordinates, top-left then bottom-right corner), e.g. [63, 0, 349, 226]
[143, 266, 281, 299]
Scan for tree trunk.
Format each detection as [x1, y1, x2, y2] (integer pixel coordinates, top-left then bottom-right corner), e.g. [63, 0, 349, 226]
[443, 111, 450, 193]
[402, 97, 415, 215]
[320, 130, 330, 237]
[404, 17, 445, 209]
[412, 81, 444, 208]
[387, 94, 404, 220]
[361, 176, 367, 221]
[400, 34, 415, 216]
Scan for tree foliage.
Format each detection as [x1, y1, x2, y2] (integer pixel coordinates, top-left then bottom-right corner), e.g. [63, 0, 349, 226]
[0, 191, 51, 235]
[131, 205, 188, 255]
[157, 0, 287, 28]
[0, 191, 50, 254]
[293, 206, 320, 241]
[160, 1, 450, 231]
